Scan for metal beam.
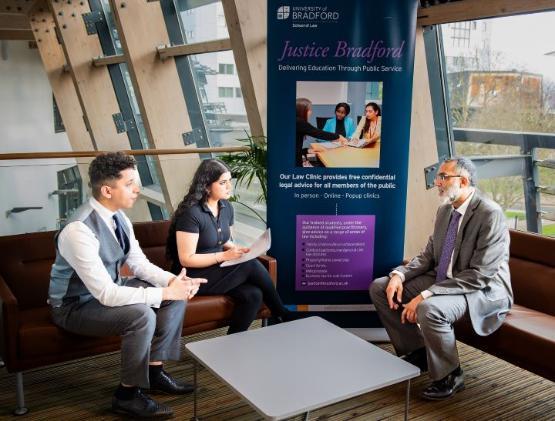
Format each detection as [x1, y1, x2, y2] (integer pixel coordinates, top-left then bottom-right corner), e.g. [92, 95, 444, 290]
[454, 128, 555, 149]
[537, 159, 555, 170]
[157, 37, 231, 60]
[469, 155, 528, 179]
[417, 0, 555, 26]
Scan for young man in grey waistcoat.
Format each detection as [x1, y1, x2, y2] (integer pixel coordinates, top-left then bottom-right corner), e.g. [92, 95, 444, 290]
[370, 157, 512, 400]
[49, 152, 206, 418]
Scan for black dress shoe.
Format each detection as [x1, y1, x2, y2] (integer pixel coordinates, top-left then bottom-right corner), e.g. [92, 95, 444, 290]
[112, 388, 174, 418]
[421, 367, 465, 400]
[148, 369, 194, 395]
[401, 348, 428, 372]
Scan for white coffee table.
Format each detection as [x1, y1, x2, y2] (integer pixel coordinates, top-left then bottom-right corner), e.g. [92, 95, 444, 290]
[186, 316, 419, 420]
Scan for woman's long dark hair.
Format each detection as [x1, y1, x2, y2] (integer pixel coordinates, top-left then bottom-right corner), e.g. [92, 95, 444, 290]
[362, 102, 382, 135]
[166, 159, 231, 263]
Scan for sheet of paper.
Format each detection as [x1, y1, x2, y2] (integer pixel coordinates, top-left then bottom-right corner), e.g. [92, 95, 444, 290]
[347, 138, 368, 148]
[220, 228, 271, 267]
[317, 141, 342, 149]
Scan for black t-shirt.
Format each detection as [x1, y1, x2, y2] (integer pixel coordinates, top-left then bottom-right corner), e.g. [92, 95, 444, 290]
[174, 200, 234, 254]
[335, 118, 346, 136]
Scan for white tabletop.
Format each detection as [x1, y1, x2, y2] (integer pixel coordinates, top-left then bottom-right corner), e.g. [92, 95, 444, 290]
[186, 317, 419, 420]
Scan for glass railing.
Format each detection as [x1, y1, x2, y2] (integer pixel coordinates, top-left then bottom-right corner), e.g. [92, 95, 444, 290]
[0, 153, 265, 245]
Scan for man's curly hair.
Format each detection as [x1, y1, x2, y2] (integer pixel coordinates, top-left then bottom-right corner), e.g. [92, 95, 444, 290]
[89, 152, 136, 199]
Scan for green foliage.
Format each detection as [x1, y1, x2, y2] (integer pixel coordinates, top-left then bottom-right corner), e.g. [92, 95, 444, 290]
[219, 133, 268, 224]
[543, 224, 555, 237]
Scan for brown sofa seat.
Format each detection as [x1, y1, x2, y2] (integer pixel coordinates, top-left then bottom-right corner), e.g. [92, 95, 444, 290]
[0, 221, 273, 374]
[455, 229, 555, 382]
[456, 304, 555, 382]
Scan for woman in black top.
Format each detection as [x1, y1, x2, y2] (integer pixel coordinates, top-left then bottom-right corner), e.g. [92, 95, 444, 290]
[296, 97, 348, 167]
[166, 159, 291, 334]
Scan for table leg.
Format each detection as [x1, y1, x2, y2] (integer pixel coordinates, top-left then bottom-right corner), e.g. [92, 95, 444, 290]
[304, 410, 310, 420]
[404, 379, 411, 421]
[192, 360, 199, 421]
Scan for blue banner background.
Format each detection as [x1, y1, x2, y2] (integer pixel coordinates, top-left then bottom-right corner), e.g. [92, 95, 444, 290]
[267, 0, 418, 327]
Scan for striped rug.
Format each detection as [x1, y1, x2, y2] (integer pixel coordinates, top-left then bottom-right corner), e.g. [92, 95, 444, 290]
[1, 323, 553, 420]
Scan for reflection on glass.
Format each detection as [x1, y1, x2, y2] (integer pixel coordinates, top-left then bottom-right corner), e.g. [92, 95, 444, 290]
[441, 12, 555, 136]
[439, 12, 555, 237]
[0, 161, 169, 236]
[176, 0, 229, 44]
[188, 51, 249, 147]
[537, 148, 555, 237]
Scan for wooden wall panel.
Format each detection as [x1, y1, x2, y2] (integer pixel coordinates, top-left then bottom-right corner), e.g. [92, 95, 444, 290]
[49, 0, 128, 151]
[404, 27, 442, 259]
[28, 1, 93, 153]
[109, 0, 200, 211]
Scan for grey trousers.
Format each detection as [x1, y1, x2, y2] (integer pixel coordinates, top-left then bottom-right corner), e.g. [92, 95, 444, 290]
[369, 275, 469, 380]
[51, 279, 186, 388]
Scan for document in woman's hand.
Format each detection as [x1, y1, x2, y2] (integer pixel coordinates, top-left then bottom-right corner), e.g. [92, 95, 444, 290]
[220, 229, 271, 267]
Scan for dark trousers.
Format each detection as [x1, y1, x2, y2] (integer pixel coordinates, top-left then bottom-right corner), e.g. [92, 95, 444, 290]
[196, 259, 287, 334]
[51, 279, 185, 388]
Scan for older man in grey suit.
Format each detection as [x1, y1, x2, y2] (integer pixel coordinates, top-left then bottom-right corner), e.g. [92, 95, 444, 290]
[370, 157, 512, 400]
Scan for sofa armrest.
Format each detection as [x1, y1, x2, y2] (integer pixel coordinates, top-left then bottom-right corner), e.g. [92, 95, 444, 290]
[257, 255, 277, 286]
[0, 272, 19, 370]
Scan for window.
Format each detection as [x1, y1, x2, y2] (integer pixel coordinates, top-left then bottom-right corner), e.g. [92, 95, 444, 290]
[235, 87, 242, 98]
[429, 11, 555, 237]
[218, 87, 234, 97]
[177, 1, 229, 45]
[218, 63, 234, 74]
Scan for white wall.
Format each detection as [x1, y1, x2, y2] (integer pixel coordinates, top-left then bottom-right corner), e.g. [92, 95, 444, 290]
[0, 41, 75, 235]
[296, 81, 349, 104]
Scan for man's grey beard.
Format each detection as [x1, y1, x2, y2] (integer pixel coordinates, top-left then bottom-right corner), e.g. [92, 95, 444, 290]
[440, 186, 460, 204]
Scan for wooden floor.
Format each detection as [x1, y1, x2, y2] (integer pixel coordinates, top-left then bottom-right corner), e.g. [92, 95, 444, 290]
[1, 323, 554, 420]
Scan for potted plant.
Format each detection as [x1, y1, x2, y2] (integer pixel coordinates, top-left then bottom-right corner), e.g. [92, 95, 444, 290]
[220, 133, 267, 224]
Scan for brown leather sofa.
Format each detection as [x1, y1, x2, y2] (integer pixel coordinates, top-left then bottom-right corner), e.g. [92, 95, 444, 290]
[455, 229, 555, 382]
[0, 220, 273, 415]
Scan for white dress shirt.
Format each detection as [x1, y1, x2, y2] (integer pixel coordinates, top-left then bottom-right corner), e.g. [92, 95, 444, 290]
[392, 189, 475, 299]
[57, 197, 174, 307]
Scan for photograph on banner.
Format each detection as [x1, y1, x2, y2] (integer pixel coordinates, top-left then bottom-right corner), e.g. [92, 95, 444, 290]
[296, 81, 383, 168]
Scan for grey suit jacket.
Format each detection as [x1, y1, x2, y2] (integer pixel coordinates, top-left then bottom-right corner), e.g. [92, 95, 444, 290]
[394, 190, 513, 336]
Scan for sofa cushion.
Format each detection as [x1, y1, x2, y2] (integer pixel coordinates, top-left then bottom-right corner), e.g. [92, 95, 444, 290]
[509, 257, 555, 316]
[456, 304, 555, 381]
[18, 295, 249, 360]
[18, 307, 121, 360]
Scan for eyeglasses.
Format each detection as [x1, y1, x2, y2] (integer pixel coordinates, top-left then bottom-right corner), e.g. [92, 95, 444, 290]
[435, 173, 463, 181]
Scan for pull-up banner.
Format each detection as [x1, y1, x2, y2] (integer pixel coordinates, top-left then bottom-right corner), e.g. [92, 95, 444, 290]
[267, 0, 418, 327]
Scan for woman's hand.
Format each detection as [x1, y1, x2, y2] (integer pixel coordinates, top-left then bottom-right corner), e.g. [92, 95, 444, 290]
[337, 135, 349, 145]
[222, 247, 246, 261]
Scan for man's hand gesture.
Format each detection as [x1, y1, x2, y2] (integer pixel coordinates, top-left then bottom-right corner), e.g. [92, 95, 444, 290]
[386, 274, 404, 310]
[163, 269, 207, 301]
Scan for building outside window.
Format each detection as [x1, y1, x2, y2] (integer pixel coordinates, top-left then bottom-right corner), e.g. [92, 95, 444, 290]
[219, 63, 234, 74]
[436, 11, 555, 236]
[176, 0, 264, 243]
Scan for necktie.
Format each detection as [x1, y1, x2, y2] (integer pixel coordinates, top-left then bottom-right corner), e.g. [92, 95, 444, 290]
[436, 210, 462, 282]
[112, 214, 128, 252]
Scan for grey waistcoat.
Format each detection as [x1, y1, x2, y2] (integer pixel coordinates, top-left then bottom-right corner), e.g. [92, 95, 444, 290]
[48, 202, 131, 307]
